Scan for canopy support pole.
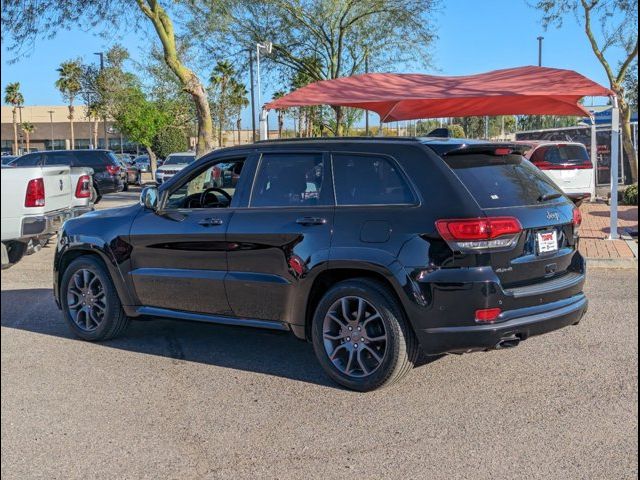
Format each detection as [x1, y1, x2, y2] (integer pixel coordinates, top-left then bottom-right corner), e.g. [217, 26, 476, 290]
[259, 108, 268, 141]
[609, 96, 620, 240]
[590, 117, 597, 202]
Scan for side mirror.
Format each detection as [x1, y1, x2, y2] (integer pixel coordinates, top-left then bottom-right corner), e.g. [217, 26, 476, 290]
[140, 186, 159, 211]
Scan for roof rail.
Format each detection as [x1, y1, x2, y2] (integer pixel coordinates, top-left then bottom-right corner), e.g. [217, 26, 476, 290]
[255, 136, 422, 143]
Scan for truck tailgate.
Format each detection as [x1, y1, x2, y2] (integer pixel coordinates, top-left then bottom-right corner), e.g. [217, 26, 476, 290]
[41, 166, 73, 212]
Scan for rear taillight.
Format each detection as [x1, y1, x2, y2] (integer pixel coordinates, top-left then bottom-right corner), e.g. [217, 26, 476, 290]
[106, 164, 120, 175]
[25, 178, 45, 207]
[533, 161, 593, 170]
[572, 207, 582, 229]
[475, 308, 502, 323]
[435, 217, 522, 252]
[75, 174, 91, 199]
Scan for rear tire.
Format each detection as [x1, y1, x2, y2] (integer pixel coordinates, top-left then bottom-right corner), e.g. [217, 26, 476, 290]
[311, 278, 419, 391]
[60, 256, 129, 341]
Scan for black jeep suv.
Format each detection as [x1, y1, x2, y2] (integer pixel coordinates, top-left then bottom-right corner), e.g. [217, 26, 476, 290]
[14, 150, 124, 202]
[53, 138, 587, 391]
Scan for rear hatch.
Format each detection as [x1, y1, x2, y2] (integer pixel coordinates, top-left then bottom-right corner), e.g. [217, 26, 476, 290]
[430, 144, 580, 288]
[528, 143, 593, 194]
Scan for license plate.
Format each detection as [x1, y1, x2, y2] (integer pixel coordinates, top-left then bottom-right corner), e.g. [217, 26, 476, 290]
[537, 230, 558, 254]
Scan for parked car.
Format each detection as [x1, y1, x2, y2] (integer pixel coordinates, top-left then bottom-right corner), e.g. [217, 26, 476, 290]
[155, 151, 196, 184]
[516, 141, 593, 205]
[11, 150, 125, 203]
[2, 163, 92, 269]
[1, 155, 17, 166]
[53, 138, 587, 391]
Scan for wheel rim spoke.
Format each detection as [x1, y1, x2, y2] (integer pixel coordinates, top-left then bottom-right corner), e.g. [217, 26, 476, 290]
[322, 295, 387, 379]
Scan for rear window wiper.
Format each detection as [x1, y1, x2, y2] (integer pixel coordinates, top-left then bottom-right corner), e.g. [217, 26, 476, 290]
[538, 192, 563, 202]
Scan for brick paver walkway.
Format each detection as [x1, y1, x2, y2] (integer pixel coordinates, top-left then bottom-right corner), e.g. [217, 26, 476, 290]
[579, 202, 637, 260]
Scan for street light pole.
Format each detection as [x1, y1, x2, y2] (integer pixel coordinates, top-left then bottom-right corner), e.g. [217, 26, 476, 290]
[365, 55, 370, 136]
[537, 36, 544, 66]
[249, 49, 256, 142]
[48, 110, 55, 150]
[256, 42, 272, 140]
[94, 52, 107, 149]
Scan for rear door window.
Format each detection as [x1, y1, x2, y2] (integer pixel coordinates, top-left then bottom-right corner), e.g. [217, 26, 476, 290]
[43, 151, 73, 166]
[332, 153, 415, 206]
[250, 153, 331, 207]
[12, 153, 42, 167]
[443, 154, 562, 208]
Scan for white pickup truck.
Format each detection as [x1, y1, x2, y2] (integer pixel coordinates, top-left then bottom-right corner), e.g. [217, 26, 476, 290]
[1, 164, 94, 268]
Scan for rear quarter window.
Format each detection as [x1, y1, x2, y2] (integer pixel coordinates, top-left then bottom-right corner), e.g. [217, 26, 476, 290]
[443, 154, 562, 208]
[332, 153, 415, 206]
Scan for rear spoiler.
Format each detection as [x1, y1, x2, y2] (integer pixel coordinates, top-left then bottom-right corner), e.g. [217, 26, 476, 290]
[441, 143, 528, 157]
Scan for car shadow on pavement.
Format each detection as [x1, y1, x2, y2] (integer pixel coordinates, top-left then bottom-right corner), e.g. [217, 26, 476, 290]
[1, 288, 441, 390]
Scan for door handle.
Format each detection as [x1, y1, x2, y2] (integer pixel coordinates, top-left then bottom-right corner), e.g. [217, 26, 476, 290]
[198, 217, 224, 227]
[296, 216, 327, 226]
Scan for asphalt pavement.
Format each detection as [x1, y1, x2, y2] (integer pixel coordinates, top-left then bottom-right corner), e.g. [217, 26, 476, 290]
[1, 189, 638, 479]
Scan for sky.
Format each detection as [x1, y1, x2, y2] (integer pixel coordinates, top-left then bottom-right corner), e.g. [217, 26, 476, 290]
[1, 0, 633, 128]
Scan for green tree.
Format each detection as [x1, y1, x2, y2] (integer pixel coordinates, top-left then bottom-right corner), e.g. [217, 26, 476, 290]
[2, 0, 215, 157]
[21, 121, 35, 152]
[229, 81, 249, 144]
[112, 86, 169, 173]
[152, 126, 189, 159]
[55, 60, 82, 149]
[534, 0, 638, 182]
[3, 82, 24, 155]
[209, 60, 237, 147]
[622, 58, 638, 113]
[198, 0, 438, 135]
[448, 124, 465, 138]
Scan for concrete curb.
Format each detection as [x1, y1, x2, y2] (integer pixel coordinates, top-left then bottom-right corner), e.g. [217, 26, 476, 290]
[586, 258, 638, 269]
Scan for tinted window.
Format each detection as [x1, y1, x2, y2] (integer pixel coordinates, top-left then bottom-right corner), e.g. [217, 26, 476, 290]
[251, 153, 330, 207]
[12, 153, 42, 167]
[165, 155, 195, 165]
[531, 145, 589, 165]
[444, 154, 562, 208]
[333, 154, 414, 206]
[43, 151, 73, 166]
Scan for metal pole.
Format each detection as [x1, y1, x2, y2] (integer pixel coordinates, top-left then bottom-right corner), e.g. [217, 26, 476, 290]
[537, 36, 544, 66]
[249, 49, 256, 142]
[590, 116, 597, 202]
[609, 96, 620, 240]
[48, 110, 54, 150]
[94, 52, 107, 149]
[365, 55, 369, 136]
[256, 45, 262, 119]
[18, 106, 24, 153]
[484, 115, 489, 139]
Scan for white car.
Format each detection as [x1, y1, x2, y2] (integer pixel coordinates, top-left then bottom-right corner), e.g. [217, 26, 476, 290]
[518, 141, 593, 204]
[1, 163, 93, 268]
[155, 152, 196, 184]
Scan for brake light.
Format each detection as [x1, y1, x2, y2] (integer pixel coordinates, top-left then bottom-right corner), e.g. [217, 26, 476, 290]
[572, 207, 582, 228]
[75, 174, 91, 198]
[475, 308, 502, 323]
[25, 178, 45, 207]
[435, 217, 522, 252]
[494, 148, 512, 156]
[106, 164, 120, 175]
[533, 161, 593, 170]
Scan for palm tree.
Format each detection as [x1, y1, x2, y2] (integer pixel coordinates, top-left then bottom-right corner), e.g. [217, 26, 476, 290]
[209, 60, 236, 147]
[21, 122, 35, 152]
[272, 90, 287, 138]
[229, 81, 249, 144]
[4, 82, 24, 155]
[55, 60, 83, 150]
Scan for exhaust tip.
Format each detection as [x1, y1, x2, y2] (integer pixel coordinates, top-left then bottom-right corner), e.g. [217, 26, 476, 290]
[495, 334, 521, 349]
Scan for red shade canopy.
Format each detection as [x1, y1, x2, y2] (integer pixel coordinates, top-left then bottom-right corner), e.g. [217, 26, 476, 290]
[265, 66, 612, 122]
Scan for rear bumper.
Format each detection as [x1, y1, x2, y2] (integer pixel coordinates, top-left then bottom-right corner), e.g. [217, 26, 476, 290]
[20, 206, 93, 238]
[416, 294, 587, 354]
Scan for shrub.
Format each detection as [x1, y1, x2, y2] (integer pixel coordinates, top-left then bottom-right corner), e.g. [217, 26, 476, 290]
[623, 184, 638, 205]
[152, 126, 188, 160]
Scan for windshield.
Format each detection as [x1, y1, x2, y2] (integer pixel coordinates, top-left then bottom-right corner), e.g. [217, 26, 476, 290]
[531, 144, 590, 165]
[443, 153, 563, 209]
[164, 155, 195, 165]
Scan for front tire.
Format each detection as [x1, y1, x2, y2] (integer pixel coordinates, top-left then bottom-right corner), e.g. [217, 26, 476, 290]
[60, 256, 129, 341]
[311, 278, 419, 391]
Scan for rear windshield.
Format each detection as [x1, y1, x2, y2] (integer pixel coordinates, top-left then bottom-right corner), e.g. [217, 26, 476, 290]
[165, 155, 195, 165]
[443, 154, 563, 208]
[530, 144, 589, 165]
